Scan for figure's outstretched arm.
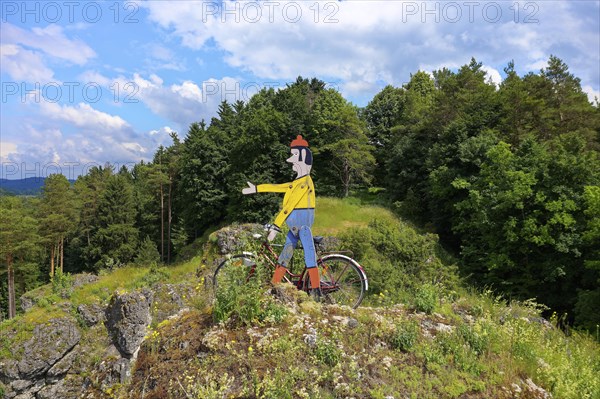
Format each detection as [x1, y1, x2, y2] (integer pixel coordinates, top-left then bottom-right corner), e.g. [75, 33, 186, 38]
[257, 182, 290, 193]
[242, 181, 256, 195]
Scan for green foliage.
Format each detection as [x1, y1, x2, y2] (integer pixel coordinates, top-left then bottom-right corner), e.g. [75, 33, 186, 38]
[90, 172, 140, 270]
[380, 56, 599, 329]
[390, 320, 420, 352]
[140, 264, 169, 287]
[0, 196, 42, 317]
[135, 236, 161, 267]
[51, 270, 74, 299]
[414, 283, 438, 314]
[212, 265, 287, 326]
[315, 340, 341, 366]
[340, 217, 459, 302]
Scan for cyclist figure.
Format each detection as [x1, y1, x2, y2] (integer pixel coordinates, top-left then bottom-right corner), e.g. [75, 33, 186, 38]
[242, 135, 320, 296]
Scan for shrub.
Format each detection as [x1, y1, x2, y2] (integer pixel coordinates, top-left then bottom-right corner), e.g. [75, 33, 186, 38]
[140, 264, 169, 287]
[340, 218, 459, 303]
[212, 263, 286, 326]
[414, 283, 438, 314]
[315, 340, 341, 366]
[51, 270, 74, 299]
[135, 236, 161, 266]
[390, 321, 420, 352]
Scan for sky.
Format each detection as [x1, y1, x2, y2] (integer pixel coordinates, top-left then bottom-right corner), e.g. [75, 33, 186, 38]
[1, 0, 599, 179]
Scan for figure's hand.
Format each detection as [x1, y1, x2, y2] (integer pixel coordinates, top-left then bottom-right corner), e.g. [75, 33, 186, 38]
[267, 228, 278, 242]
[242, 181, 256, 195]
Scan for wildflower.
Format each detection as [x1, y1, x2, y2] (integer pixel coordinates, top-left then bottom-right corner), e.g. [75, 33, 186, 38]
[248, 346, 254, 353]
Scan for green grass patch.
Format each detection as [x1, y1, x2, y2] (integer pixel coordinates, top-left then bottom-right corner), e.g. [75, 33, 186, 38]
[70, 266, 149, 306]
[312, 197, 398, 236]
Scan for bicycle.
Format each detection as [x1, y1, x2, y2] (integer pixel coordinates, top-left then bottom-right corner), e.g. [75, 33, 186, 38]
[212, 224, 369, 309]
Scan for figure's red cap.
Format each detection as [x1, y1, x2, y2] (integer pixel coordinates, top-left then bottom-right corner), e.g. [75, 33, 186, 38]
[290, 135, 309, 147]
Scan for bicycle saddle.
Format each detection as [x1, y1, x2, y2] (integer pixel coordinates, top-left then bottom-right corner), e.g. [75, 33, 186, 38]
[313, 236, 324, 244]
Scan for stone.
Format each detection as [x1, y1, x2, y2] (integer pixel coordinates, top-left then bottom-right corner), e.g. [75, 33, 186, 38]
[213, 224, 262, 255]
[0, 359, 21, 380]
[17, 317, 81, 379]
[524, 378, 552, 399]
[36, 376, 84, 399]
[72, 273, 99, 289]
[347, 317, 359, 329]
[433, 323, 454, 334]
[10, 379, 33, 393]
[19, 296, 34, 312]
[318, 236, 340, 252]
[104, 289, 154, 358]
[77, 303, 105, 326]
[46, 349, 77, 382]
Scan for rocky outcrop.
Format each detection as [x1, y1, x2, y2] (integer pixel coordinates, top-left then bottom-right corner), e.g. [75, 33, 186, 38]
[212, 223, 262, 254]
[17, 318, 81, 379]
[72, 273, 99, 288]
[77, 303, 105, 327]
[105, 289, 154, 358]
[0, 317, 81, 399]
[19, 296, 34, 312]
[1, 286, 166, 398]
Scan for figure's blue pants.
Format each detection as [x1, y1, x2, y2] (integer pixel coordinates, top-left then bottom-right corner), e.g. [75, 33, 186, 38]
[278, 209, 317, 269]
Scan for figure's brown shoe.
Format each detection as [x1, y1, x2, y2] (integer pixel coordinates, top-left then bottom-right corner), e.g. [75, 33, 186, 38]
[307, 267, 321, 289]
[271, 265, 287, 285]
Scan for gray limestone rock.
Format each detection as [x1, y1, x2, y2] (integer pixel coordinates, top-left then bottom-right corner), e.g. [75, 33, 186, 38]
[104, 289, 154, 358]
[77, 303, 105, 326]
[16, 318, 80, 380]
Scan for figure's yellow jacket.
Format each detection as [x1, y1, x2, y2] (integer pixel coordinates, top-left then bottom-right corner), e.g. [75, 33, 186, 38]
[257, 175, 315, 228]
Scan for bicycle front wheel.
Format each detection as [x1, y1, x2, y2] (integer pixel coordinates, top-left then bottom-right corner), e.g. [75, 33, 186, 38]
[317, 255, 367, 309]
[213, 254, 258, 292]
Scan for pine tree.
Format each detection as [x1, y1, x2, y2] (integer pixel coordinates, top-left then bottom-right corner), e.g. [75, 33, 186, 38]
[90, 173, 139, 269]
[0, 197, 41, 318]
[39, 174, 78, 276]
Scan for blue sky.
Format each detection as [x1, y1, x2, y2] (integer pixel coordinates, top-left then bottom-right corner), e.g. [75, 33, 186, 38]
[1, 0, 599, 179]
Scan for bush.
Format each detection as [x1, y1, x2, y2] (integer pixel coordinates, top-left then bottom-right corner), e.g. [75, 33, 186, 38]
[51, 270, 74, 299]
[340, 218, 459, 303]
[212, 264, 286, 326]
[315, 340, 341, 366]
[391, 321, 420, 352]
[414, 283, 438, 314]
[135, 236, 161, 266]
[141, 264, 169, 287]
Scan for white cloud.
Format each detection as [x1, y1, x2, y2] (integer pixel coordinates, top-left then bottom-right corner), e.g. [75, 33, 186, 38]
[0, 141, 18, 161]
[0, 44, 55, 82]
[141, 0, 599, 99]
[0, 122, 159, 177]
[128, 73, 241, 127]
[77, 70, 113, 86]
[122, 142, 147, 153]
[482, 65, 502, 87]
[1, 23, 96, 65]
[39, 102, 130, 131]
[582, 85, 600, 104]
[525, 60, 548, 73]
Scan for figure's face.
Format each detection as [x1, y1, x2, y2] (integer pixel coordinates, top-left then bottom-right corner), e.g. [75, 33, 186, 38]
[287, 148, 303, 173]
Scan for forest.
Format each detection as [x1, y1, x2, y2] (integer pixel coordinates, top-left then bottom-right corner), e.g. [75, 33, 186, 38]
[1, 56, 599, 333]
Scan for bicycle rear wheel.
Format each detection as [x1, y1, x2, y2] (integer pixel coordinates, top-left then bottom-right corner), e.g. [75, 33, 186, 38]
[213, 254, 259, 292]
[316, 255, 367, 309]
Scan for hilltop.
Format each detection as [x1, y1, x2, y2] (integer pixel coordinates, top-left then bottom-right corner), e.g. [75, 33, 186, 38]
[0, 178, 75, 196]
[0, 198, 598, 398]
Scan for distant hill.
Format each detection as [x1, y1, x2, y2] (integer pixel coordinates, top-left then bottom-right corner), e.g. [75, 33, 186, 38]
[0, 177, 75, 195]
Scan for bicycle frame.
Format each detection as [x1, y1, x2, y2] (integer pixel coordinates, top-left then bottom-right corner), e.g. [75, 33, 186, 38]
[214, 235, 368, 308]
[250, 240, 368, 293]
[255, 241, 310, 290]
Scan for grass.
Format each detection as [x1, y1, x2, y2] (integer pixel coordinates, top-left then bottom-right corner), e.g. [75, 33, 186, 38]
[312, 197, 397, 236]
[4, 195, 600, 399]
